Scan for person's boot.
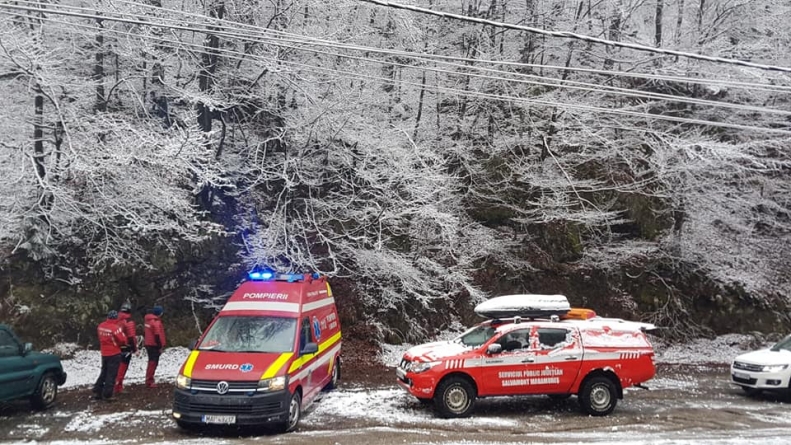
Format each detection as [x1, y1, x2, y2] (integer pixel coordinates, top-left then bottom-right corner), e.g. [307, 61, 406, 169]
[145, 361, 158, 388]
[115, 362, 129, 393]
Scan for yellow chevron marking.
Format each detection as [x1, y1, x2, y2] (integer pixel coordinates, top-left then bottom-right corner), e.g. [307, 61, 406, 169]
[288, 331, 342, 373]
[262, 352, 294, 380]
[183, 351, 200, 378]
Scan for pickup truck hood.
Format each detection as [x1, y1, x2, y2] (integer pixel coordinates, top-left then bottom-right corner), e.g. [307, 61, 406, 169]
[404, 341, 472, 362]
[735, 349, 791, 366]
[188, 351, 285, 380]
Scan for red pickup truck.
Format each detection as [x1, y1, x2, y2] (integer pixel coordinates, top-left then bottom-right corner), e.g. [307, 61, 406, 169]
[396, 295, 656, 418]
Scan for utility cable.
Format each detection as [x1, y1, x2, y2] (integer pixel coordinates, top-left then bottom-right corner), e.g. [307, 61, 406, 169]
[4, 1, 791, 117]
[4, 7, 791, 135]
[356, 0, 791, 74]
[14, 0, 791, 93]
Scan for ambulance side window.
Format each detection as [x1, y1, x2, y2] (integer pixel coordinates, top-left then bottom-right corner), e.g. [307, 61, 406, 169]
[299, 317, 311, 351]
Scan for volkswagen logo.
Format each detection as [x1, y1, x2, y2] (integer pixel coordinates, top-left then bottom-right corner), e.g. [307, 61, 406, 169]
[216, 381, 229, 395]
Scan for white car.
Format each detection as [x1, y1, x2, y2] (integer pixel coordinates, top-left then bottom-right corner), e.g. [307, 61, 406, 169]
[730, 335, 791, 396]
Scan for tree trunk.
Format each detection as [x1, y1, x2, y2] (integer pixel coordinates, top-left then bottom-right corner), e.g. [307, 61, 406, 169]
[93, 16, 105, 113]
[675, 0, 685, 44]
[197, 1, 225, 134]
[603, 0, 623, 70]
[655, 0, 664, 47]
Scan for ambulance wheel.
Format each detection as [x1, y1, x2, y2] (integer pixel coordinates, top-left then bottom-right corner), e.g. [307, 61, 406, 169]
[31, 372, 58, 410]
[434, 376, 476, 418]
[579, 376, 617, 416]
[326, 360, 340, 390]
[279, 391, 302, 433]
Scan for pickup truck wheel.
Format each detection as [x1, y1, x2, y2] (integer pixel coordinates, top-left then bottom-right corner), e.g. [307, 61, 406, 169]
[31, 372, 58, 410]
[434, 377, 475, 418]
[579, 376, 617, 416]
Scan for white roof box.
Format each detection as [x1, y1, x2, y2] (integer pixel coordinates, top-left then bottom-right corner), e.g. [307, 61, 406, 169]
[475, 294, 571, 319]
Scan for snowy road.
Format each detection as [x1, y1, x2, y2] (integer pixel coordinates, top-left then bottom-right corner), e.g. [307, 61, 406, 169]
[3, 364, 791, 444]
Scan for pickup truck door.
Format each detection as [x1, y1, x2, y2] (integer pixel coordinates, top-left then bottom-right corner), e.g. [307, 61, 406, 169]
[0, 328, 36, 400]
[479, 328, 536, 396]
[522, 326, 583, 394]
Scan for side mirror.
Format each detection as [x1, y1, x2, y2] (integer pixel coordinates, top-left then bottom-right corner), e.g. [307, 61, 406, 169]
[188, 339, 197, 350]
[487, 343, 502, 355]
[301, 342, 318, 355]
[23, 343, 33, 355]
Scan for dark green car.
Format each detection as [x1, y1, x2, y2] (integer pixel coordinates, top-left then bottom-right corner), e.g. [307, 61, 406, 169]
[0, 324, 67, 409]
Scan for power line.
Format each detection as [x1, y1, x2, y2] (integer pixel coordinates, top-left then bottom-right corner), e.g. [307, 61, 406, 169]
[356, 0, 791, 74]
[114, 0, 791, 93]
[11, 0, 791, 98]
[10, 12, 791, 136]
[17, 0, 791, 94]
[4, 4, 791, 135]
[5, 0, 791, 118]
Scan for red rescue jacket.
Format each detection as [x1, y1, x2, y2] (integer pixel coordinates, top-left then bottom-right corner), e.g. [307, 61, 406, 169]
[117, 312, 138, 352]
[98, 319, 127, 356]
[144, 313, 166, 348]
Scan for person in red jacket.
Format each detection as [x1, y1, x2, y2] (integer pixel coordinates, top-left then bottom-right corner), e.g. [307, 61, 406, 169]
[93, 310, 127, 400]
[144, 305, 166, 388]
[114, 302, 138, 393]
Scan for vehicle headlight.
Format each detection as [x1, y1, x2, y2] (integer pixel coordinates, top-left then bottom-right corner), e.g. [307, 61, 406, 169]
[176, 374, 191, 390]
[762, 365, 788, 373]
[410, 361, 441, 374]
[258, 376, 286, 392]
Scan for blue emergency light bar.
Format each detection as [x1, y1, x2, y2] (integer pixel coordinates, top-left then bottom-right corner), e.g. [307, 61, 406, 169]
[248, 268, 275, 281]
[248, 269, 319, 282]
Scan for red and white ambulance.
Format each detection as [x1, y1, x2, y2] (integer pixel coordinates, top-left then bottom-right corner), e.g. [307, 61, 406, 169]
[396, 294, 655, 418]
[172, 270, 342, 432]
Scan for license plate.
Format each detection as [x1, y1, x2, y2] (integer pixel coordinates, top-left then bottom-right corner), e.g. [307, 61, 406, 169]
[733, 372, 750, 380]
[201, 415, 236, 424]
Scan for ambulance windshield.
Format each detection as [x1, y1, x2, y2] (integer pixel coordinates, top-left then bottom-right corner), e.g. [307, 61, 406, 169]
[456, 325, 497, 347]
[198, 316, 297, 353]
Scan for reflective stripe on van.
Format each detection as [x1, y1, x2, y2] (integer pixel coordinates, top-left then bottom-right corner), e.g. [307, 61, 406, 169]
[288, 331, 342, 373]
[222, 301, 301, 313]
[183, 350, 201, 378]
[261, 352, 294, 380]
[302, 297, 335, 312]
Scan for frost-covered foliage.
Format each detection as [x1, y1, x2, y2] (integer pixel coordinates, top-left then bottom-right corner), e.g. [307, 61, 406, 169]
[0, 0, 790, 341]
[0, 13, 225, 268]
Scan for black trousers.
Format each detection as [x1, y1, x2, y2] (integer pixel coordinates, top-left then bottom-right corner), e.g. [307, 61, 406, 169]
[120, 348, 133, 365]
[146, 346, 161, 363]
[93, 354, 121, 399]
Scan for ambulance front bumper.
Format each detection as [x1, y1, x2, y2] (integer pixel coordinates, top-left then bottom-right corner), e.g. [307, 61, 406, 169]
[172, 388, 290, 426]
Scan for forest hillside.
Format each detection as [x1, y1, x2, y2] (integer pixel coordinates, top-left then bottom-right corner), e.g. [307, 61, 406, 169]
[0, 0, 789, 347]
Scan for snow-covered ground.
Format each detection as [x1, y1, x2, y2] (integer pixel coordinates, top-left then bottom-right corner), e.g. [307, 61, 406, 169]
[58, 347, 190, 389]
